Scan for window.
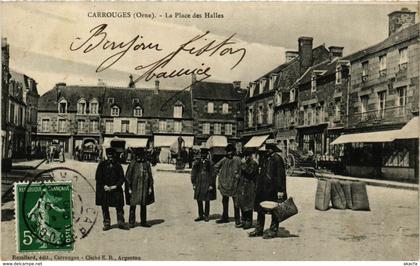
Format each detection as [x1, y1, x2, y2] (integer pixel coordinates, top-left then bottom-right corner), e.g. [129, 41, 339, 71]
[399, 47, 408, 66]
[378, 91, 386, 119]
[362, 61, 369, 80]
[90, 120, 99, 132]
[134, 106, 143, 117]
[335, 65, 342, 85]
[269, 75, 277, 91]
[121, 120, 130, 133]
[361, 95, 369, 120]
[174, 121, 182, 133]
[77, 99, 86, 115]
[90, 100, 98, 114]
[137, 121, 146, 135]
[320, 103, 325, 123]
[259, 78, 266, 94]
[58, 119, 66, 132]
[249, 83, 256, 97]
[225, 123, 232, 135]
[275, 91, 282, 106]
[290, 88, 295, 102]
[108, 98, 114, 104]
[58, 99, 67, 114]
[311, 74, 317, 93]
[207, 102, 214, 113]
[379, 55, 387, 76]
[222, 103, 229, 114]
[334, 100, 341, 121]
[17, 107, 23, 126]
[258, 105, 263, 124]
[77, 120, 85, 133]
[159, 120, 167, 132]
[132, 98, 139, 105]
[248, 108, 253, 127]
[267, 102, 273, 124]
[397, 87, 407, 115]
[174, 105, 183, 118]
[308, 106, 314, 125]
[214, 123, 221, 135]
[202, 123, 210, 135]
[303, 106, 308, 126]
[105, 120, 113, 134]
[111, 106, 120, 116]
[41, 119, 50, 132]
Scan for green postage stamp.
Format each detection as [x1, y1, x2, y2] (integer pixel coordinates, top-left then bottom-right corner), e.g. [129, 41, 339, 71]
[15, 181, 74, 252]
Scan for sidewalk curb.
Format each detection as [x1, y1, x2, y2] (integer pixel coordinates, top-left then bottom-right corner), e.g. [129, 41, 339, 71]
[156, 169, 192, 174]
[11, 159, 46, 170]
[318, 173, 418, 191]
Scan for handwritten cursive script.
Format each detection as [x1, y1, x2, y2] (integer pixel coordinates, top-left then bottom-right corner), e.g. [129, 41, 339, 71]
[69, 24, 247, 84]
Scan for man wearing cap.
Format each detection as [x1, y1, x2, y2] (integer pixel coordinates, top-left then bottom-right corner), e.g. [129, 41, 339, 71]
[237, 149, 258, 229]
[125, 147, 155, 228]
[191, 147, 216, 222]
[213, 143, 242, 225]
[95, 147, 129, 231]
[249, 140, 287, 239]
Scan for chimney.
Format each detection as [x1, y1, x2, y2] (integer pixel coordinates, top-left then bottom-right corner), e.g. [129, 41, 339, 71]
[298, 37, 313, 75]
[329, 46, 344, 59]
[191, 73, 197, 84]
[285, 51, 299, 62]
[55, 83, 66, 101]
[1, 37, 9, 70]
[388, 8, 416, 36]
[97, 78, 106, 86]
[128, 74, 135, 88]
[233, 81, 241, 89]
[154, 80, 160, 95]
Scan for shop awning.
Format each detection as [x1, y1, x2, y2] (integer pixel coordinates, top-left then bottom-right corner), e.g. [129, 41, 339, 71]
[330, 130, 400, 145]
[393, 116, 419, 140]
[206, 135, 228, 148]
[154, 135, 194, 148]
[244, 135, 269, 148]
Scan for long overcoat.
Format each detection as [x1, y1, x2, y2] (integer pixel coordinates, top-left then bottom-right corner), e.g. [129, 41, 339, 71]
[214, 156, 242, 197]
[191, 158, 216, 201]
[255, 153, 287, 210]
[95, 160, 126, 208]
[125, 160, 155, 206]
[237, 158, 258, 212]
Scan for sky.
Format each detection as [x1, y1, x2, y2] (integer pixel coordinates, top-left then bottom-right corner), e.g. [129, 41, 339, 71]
[1, 1, 418, 96]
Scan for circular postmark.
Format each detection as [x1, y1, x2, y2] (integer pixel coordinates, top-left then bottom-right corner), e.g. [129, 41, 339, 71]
[20, 167, 97, 249]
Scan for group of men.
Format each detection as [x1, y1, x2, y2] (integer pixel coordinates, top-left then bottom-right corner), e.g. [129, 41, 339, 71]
[191, 140, 287, 239]
[95, 147, 155, 231]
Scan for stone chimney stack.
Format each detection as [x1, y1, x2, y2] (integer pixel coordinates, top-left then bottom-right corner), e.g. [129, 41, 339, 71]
[329, 46, 344, 59]
[298, 37, 313, 75]
[388, 8, 416, 36]
[1, 37, 9, 71]
[285, 51, 299, 62]
[128, 74, 135, 88]
[233, 81, 241, 89]
[55, 82, 66, 101]
[154, 80, 160, 95]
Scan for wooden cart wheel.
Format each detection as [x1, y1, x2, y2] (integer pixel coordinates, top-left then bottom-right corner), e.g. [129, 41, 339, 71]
[286, 153, 295, 176]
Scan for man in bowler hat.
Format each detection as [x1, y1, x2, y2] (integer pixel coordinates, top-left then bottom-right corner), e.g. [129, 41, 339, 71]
[125, 147, 155, 228]
[214, 143, 242, 225]
[249, 140, 287, 239]
[95, 147, 129, 231]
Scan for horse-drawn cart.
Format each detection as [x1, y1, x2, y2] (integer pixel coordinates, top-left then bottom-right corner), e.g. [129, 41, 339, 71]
[285, 149, 319, 177]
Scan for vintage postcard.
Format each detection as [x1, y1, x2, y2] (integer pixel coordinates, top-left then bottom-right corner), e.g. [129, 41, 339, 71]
[1, 1, 419, 262]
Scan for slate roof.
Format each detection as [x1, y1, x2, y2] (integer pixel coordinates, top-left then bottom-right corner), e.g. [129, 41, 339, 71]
[192, 81, 244, 101]
[345, 23, 419, 62]
[38, 85, 193, 119]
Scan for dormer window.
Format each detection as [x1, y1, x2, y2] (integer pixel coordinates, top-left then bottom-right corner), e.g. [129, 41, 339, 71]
[249, 82, 256, 97]
[132, 98, 139, 105]
[275, 91, 282, 106]
[58, 99, 67, 114]
[111, 106, 120, 117]
[222, 103, 229, 114]
[336, 66, 342, 84]
[269, 74, 277, 91]
[77, 99, 87, 114]
[311, 73, 317, 93]
[259, 78, 267, 94]
[207, 102, 214, 113]
[108, 98, 114, 104]
[90, 99, 99, 115]
[290, 88, 295, 102]
[174, 105, 183, 118]
[134, 106, 143, 117]
[399, 47, 408, 71]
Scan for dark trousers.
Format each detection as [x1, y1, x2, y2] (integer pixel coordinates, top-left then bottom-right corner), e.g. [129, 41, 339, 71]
[255, 209, 279, 233]
[197, 200, 210, 217]
[222, 196, 240, 223]
[241, 210, 253, 224]
[102, 206, 125, 225]
[129, 205, 147, 224]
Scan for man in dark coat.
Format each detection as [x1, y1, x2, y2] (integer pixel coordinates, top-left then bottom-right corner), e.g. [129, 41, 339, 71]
[237, 149, 258, 229]
[249, 142, 287, 239]
[214, 143, 242, 225]
[125, 147, 155, 228]
[95, 148, 129, 231]
[191, 147, 216, 222]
